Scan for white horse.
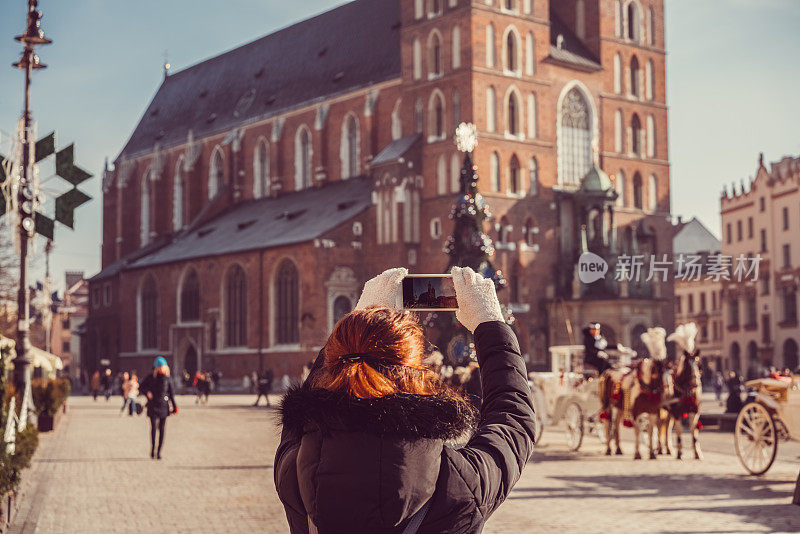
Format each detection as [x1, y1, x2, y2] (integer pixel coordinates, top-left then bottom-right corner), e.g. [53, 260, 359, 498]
[665, 323, 704, 460]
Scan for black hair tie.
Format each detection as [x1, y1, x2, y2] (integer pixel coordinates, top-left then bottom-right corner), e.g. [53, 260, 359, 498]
[340, 352, 372, 363]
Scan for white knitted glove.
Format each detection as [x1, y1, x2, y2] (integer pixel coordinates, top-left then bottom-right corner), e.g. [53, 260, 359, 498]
[451, 266, 504, 333]
[355, 268, 408, 310]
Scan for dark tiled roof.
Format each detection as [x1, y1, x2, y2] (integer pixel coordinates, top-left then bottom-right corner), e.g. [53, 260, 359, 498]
[129, 177, 372, 269]
[547, 15, 602, 72]
[119, 0, 401, 158]
[370, 134, 422, 166]
[89, 235, 172, 282]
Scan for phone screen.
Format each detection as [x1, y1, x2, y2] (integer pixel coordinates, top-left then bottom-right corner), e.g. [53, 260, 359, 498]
[401, 275, 458, 311]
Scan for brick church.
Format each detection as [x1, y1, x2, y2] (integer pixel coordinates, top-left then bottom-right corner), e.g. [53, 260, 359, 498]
[86, 0, 675, 383]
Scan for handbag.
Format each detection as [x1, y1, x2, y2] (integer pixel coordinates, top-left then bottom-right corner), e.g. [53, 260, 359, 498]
[136, 403, 144, 415]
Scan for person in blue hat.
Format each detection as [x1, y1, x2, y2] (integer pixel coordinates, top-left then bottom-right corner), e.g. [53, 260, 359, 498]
[139, 356, 178, 459]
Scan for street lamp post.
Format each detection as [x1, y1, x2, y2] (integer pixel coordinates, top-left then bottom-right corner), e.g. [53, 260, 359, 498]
[12, 0, 51, 412]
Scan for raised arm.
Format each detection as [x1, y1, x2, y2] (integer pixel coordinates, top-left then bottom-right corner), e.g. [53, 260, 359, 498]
[448, 267, 536, 517]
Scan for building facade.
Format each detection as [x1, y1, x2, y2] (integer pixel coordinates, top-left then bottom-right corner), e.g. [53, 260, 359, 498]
[87, 0, 673, 382]
[672, 217, 724, 371]
[49, 272, 89, 380]
[721, 154, 800, 377]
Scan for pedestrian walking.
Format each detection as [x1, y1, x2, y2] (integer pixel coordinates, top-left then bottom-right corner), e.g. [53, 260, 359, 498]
[90, 370, 101, 401]
[275, 267, 536, 532]
[713, 371, 724, 403]
[139, 357, 178, 459]
[121, 373, 140, 416]
[253, 369, 273, 407]
[119, 372, 130, 414]
[193, 371, 211, 404]
[101, 368, 113, 401]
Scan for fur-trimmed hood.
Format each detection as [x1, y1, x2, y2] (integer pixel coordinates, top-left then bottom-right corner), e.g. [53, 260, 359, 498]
[279, 386, 478, 441]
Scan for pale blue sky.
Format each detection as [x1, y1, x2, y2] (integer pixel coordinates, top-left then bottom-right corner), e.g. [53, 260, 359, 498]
[1, 0, 798, 292]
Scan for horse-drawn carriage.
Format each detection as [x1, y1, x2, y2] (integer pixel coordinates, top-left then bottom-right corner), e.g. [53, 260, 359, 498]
[734, 375, 800, 475]
[528, 344, 633, 451]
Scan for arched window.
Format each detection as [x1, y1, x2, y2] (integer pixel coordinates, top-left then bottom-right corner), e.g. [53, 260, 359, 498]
[498, 216, 510, 244]
[616, 170, 626, 206]
[415, 0, 424, 19]
[333, 295, 352, 325]
[414, 99, 424, 133]
[527, 93, 537, 138]
[486, 24, 496, 67]
[486, 86, 497, 132]
[523, 217, 537, 246]
[523, 0, 531, 14]
[646, 115, 655, 158]
[505, 0, 517, 10]
[452, 90, 461, 131]
[747, 341, 759, 372]
[437, 154, 447, 195]
[429, 91, 445, 139]
[614, 0, 622, 37]
[575, 0, 586, 39]
[646, 59, 654, 100]
[630, 55, 640, 97]
[139, 275, 157, 350]
[614, 109, 623, 153]
[275, 259, 299, 345]
[509, 155, 520, 194]
[730, 342, 741, 374]
[627, 1, 641, 42]
[613, 53, 622, 94]
[558, 85, 593, 186]
[507, 90, 520, 136]
[648, 174, 657, 211]
[209, 146, 224, 199]
[452, 26, 461, 69]
[225, 265, 247, 347]
[632, 172, 643, 209]
[413, 38, 422, 80]
[341, 114, 360, 179]
[428, 31, 442, 77]
[528, 157, 539, 196]
[180, 268, 200, 322]
[490, 151, 501, 191]
[391, 99, 403, 140]
[451, 153, 461, 192]
[647, 7, 655, 45]
[140, 171, 151, 246]
[173, 159, 184, 231]
[505, 30, 519, 73]
[525, 33, 535, 75]
[784, 338, 799, 371]
[253, 138, 269, 198]
[429, 0, 442, 16]
[631, 113, 642, 156]
[295, 126, 312, 190]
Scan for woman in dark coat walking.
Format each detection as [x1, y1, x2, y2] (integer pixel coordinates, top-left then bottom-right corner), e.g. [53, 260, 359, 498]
[275, 267, 537, 533]
[139, 357, 178, 459]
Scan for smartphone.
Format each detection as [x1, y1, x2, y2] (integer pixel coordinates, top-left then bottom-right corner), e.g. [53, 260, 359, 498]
[398, 274, 458, 312]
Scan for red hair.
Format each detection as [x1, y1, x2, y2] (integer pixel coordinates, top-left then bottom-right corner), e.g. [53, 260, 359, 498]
[311, 306, 441, 399]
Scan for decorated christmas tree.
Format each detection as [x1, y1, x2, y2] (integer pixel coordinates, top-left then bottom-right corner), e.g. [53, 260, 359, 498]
[433, 123, 512, 365]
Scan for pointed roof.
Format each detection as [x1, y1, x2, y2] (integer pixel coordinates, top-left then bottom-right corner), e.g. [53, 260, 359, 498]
[118, 0, 401, 158]
[673, 217, 721, 256]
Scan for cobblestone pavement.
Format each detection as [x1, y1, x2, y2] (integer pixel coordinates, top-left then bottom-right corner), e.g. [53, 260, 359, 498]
[11, 395, 800, 533]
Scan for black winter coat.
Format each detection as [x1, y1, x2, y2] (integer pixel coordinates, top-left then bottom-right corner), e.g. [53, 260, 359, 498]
[139, 374, 177, 419]
[275, 321, 536, 533]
